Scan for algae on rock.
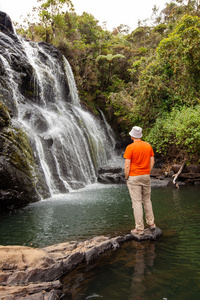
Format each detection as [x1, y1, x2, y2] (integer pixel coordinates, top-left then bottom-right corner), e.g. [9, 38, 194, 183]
[0, 100, 49, 211]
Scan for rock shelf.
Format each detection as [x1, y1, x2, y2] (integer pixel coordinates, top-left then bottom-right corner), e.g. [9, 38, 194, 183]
[0, 228, 162, 299]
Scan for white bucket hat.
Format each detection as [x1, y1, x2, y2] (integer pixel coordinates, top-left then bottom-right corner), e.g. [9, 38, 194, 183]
[129, 126, 143, 138]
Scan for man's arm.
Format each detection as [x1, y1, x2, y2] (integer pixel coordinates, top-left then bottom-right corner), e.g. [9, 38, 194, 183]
[124, 159, 131, 180]
[150, 156, 154, 172]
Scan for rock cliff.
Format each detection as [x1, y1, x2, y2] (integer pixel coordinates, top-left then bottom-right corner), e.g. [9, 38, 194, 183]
[0, 98, 43, 211]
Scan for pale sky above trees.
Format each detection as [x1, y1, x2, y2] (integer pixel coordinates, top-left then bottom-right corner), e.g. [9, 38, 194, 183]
[0, 0, 167, 31]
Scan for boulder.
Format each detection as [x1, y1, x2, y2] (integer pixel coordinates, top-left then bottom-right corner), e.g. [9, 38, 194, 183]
[97, 165, 125, 184]
[0, 157, 40, 211]
[98, 166, 123, 174]
[98, 172, 125, 184]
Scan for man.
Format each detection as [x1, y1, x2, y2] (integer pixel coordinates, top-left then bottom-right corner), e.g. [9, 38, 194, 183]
[124, 126, 156, 235]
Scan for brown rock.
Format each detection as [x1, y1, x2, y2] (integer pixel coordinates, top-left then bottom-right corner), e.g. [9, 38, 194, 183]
[0, 281, 62, 299]
[0, 246, 54, 271]
[24, 263, 63, 283]
[61, 252, 85, 272]
[0, 233, 163, 298]
[179, 173, 200, 179]
[172, 164, 200, 174]
[171, 164, 187, 173]
[185, 165, 200, 173]
[150, 168, 165, 179]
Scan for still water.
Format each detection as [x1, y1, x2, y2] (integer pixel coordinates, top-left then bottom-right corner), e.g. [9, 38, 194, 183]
[0, 183, 200, 299]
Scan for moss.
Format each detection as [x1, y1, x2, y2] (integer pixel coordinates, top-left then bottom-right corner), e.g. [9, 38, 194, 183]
[24, 90, 35, 97]
[87, 135, 100, 170]
[0, 100, 11, 127]
[1, 126, 37, 182]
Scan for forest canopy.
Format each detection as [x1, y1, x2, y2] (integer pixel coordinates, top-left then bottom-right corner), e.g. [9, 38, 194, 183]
[16, 0, 200, 164]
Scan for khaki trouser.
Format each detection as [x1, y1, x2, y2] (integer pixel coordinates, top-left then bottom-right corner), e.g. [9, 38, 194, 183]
[127, 175, 155, 230]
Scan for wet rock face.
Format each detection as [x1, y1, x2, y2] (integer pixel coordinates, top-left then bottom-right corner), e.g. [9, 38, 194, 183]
[0, 13, 70, 115]
[0, 102, 47, 211]
[0, 13, 63, 211]
[0, 127, 50, 211]
[0, 158, 39, 211]
[0, 11, 15, 34]
[0, 31, 35, 117]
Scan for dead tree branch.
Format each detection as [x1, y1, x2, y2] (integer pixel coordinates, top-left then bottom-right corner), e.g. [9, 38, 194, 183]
[172, 158, 188, 189]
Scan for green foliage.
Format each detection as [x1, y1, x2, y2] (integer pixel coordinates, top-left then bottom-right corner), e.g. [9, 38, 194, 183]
[128, 57, 147, 82]
[96, 53, 125, 63]
[76, 12, 101, 44]
[146, 105, 200, 162]
[138, 47, 148, 54]
[153, 24, 167, 34]
[138, 14, 200, 120]
[96, 53, 126, 85]
[127, 27, 149, 41]
[24, 0, 74, 42]
[15, 0, 200, 163]
[107, 87, 143, 132]
[105, 76, 126, 93]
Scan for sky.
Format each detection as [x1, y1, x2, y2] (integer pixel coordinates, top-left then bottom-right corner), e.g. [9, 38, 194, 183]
[0, 0, 168, 32]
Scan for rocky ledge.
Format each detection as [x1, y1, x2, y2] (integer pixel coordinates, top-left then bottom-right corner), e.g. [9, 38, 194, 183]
[0, 228, 162, 299]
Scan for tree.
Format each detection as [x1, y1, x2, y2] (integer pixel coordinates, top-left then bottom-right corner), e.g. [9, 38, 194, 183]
[36, 0, 74, 42]
[96, 53, 125, 83]
[135, 14, 200, 120]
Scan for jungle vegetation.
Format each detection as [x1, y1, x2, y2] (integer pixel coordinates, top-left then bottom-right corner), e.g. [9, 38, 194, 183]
[16, 0, 200, 164]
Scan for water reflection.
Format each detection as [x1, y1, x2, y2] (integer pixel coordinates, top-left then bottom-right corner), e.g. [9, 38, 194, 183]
[62, 240, 157, 300]
[130, 243, 156, 298]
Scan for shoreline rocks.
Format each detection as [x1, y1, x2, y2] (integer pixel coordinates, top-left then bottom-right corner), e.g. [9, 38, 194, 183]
[0, 229, 162, 299]
[171, 164, 200, 185]
[98, 164, 200, 186]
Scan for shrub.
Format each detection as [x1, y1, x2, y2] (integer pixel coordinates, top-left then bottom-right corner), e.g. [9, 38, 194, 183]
[146, 105, 200, 163]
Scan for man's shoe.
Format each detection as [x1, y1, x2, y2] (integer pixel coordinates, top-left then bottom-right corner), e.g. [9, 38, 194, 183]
[131, 228, 144, 235]
[149, 224, 156, 230]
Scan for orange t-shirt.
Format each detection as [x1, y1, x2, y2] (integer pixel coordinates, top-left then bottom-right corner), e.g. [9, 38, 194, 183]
[124, 140, 154, 176]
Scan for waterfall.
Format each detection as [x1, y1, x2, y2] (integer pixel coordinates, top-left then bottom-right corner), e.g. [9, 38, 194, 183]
[63, 57, 80, 107]
[1, 37, 116, 196]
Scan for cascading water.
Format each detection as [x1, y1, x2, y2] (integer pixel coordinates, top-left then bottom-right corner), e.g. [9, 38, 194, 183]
[62, 57, 80, 107]
[1, 35, 117, 197]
